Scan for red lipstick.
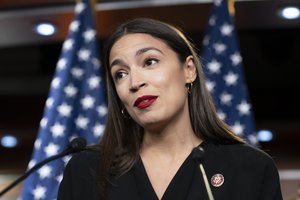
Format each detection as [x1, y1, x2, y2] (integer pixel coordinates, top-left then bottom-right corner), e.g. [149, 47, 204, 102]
[134, 95, 158, 109]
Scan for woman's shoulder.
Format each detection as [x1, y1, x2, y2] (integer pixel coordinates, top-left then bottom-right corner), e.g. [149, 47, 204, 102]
[204, 140, 277, 166]
[228, 142, 274, 163]
[66, 148, 100, 175]
[69, 148, 100, 162]
[58, 148, 101, 199]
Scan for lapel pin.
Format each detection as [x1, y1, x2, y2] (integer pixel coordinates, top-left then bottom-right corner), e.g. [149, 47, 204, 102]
[211, 174, 224, 187]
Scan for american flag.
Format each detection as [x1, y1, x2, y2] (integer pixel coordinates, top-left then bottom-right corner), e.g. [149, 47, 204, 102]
[201, 0, 257, 145]
[19, 0, 107, 199]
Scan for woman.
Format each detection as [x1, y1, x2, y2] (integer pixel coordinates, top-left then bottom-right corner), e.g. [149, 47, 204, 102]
[58, 18, 282, 200]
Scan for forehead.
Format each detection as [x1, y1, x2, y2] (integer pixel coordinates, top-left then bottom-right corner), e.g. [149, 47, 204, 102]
[109, 33, 170, 58]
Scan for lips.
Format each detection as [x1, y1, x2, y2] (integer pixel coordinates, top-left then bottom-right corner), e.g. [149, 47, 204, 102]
[134, 95, 158, 109]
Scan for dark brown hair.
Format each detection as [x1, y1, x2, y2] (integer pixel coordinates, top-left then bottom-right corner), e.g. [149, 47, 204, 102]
[96, 18, 244, 197]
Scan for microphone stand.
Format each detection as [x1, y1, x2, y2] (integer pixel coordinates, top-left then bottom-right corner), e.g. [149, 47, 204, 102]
[198, 163, 214, 200]
[192, 146, 215, 200]
[0, 137, 86, 198]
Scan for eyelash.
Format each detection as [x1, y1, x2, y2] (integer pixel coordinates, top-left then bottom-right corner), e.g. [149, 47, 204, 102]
[114, 71, 127, 80]
[144, 58, 159, 67]
[113, 58, 159, 81]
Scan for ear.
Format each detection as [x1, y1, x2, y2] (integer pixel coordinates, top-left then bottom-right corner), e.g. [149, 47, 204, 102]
[184, 55, 197, 83]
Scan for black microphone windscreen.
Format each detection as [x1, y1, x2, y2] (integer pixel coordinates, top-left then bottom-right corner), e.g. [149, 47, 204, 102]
[69, 137, 87, 152]
[192, 146, 205, 163]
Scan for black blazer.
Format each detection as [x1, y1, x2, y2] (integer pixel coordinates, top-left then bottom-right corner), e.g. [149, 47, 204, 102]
[57, 141, 283, 200]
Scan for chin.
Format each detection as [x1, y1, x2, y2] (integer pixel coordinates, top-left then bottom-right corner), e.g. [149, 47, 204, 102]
[139, 118, 169, 132]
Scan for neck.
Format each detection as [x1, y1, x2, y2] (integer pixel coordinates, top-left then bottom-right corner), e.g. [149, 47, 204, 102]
[140, 125, 202, 173]
[140, 114, 202, 158]
[143, 128, 200, 150]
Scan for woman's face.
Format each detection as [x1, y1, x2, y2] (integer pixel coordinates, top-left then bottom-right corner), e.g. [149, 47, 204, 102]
[109, 33, 196, 130]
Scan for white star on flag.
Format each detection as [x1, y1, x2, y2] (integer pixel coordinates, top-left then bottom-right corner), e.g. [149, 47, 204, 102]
[217, 110, 226, 121]
[93, 123, 105, 137]
[38, 165, 52, 179]
[237, 100, 251, 116]
[224, 71, 238, 86]
[56, 174, 63, 183]
[46, 97, 54, 108]
[213, 42, 227, 54]
[71, 67, 84, 79]
[220, 92, 233, 105]
[44, 143, 60, 157]
[28, 160, 36, 170]
[75, 115, 89, 129]
[230, 52, 242, 66]
[209, 16, 216, 26]
[57, 58, 67, 70]
[51, 77, 60, 89]
[57, 103, 72, 117]
[231, 121, 245, 135]
[88, 75, 101, 89]
[92, 57, 101, 69]
[205, 80, 216, 92]
[63, 39, 74, 51]
[50, 122, 65, 137]
[248, 134, 258, 145]
[69, 20, 80, 32]
[81, 95, 95, 109]
[34, 139, 42, 150]
[32, 185, 46, 200]
[75, 2, 85, 14]
[97, 105, 108, 117]
[40, 118, 48, 128]
[220, 23, 233, 36]
[64, 84, 78, 97]
[62, 155, 72, 166]
[78, 48, 91, 61]
[207, 59, 222, 74]
[83, 28, 96, 42]
[215, 0, 222, 6]
[202, 35, 210, 46]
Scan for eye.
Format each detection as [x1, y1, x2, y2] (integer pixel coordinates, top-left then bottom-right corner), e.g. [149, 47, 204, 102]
[144, 58, 159, 67]
[114, 71, 127, 80]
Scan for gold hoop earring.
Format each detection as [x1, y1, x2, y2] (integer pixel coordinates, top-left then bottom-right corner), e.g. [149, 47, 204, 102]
[121, 108, 131, 119]
[187, 82, 193, 94]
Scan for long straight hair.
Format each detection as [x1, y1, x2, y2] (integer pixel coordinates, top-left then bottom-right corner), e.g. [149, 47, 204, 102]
[96, 18, 244, 197]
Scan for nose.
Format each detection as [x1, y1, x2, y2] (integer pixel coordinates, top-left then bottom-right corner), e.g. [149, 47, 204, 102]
[130, 82, 146, 92]
[129, 70, 146, 93]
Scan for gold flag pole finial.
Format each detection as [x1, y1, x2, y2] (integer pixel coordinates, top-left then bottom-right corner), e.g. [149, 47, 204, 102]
[90, 0, 97, 18]
[228, 0, 235, 17]
[90, 0, 97, 11]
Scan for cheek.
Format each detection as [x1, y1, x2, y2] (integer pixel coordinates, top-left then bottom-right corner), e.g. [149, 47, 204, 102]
[162, 70, 187, 98]
[115, 86, 128, 105]
[150, 65, 179, 84]
[150, 73, 168, 85]
[154, 67, 186, 88]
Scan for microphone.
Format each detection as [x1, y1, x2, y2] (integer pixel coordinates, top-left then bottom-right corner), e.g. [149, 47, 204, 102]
[192, 146, 215, 200]
[0, 137, 87, 197]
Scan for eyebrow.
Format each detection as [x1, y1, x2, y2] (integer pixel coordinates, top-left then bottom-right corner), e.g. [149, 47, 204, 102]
[135, 47, 164, 57]
[110, 47, 164, 69]
[110, 59, 125, 69]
